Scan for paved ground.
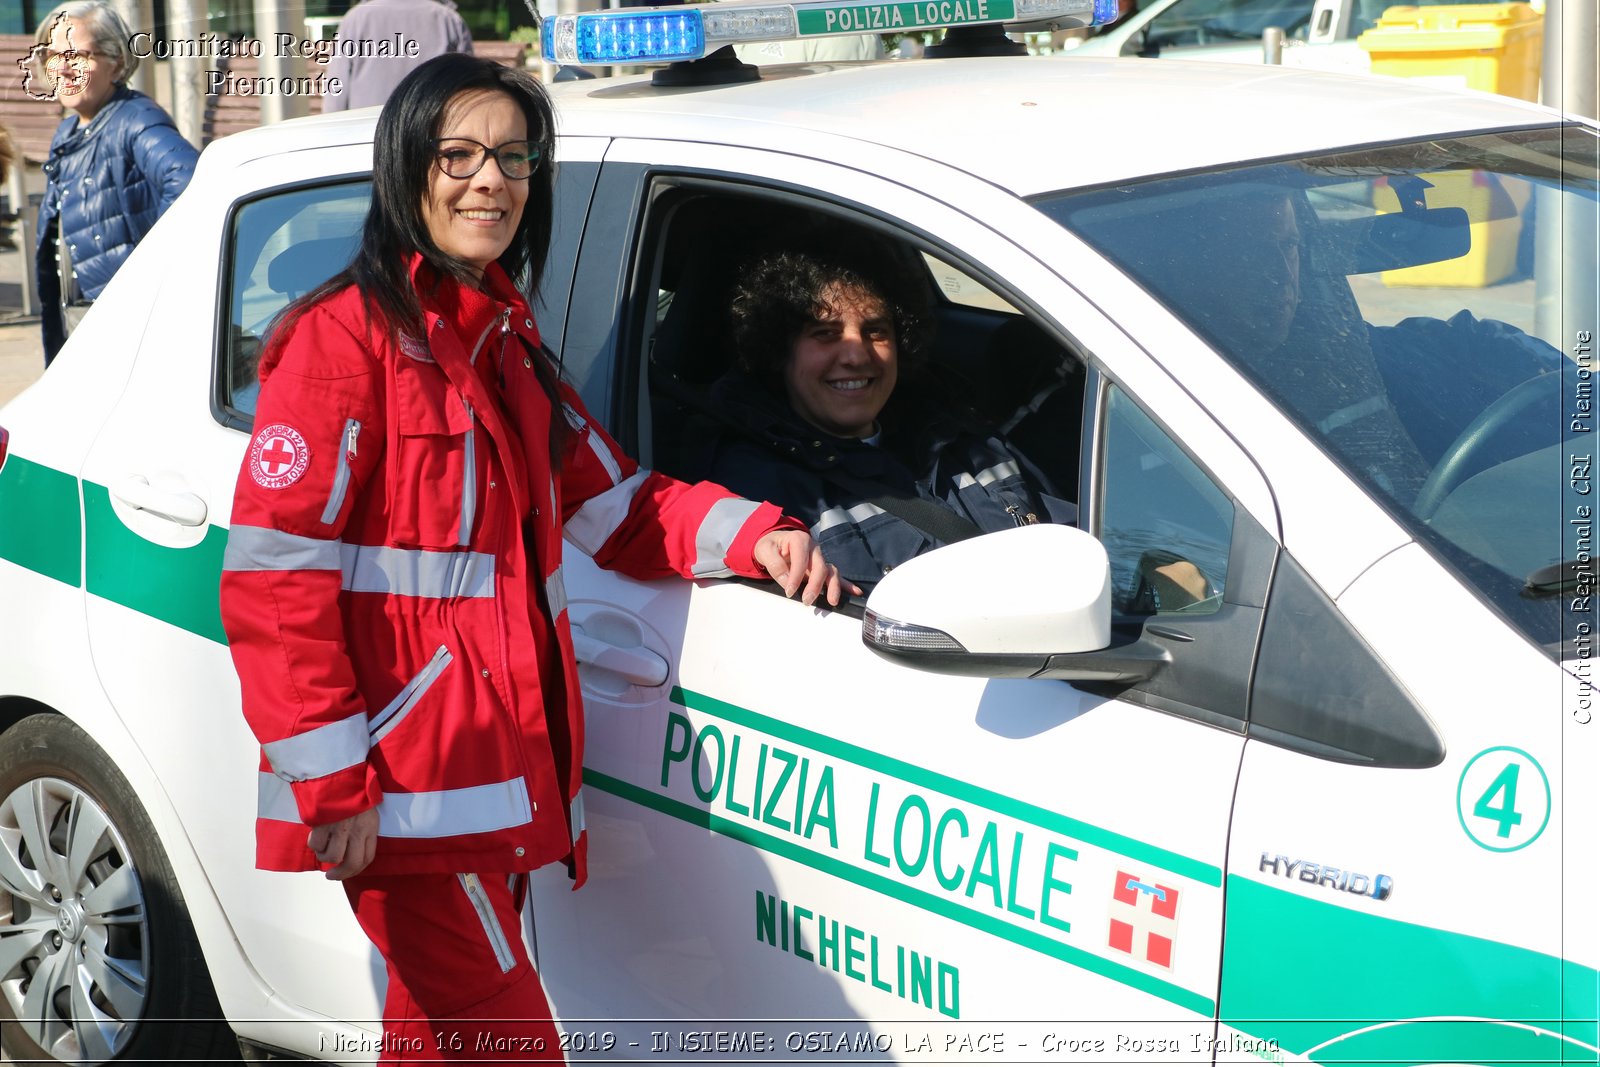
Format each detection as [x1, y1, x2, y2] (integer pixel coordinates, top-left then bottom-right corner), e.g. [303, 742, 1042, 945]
[0, 162, 44, 410]
[0, 316, 41, 410]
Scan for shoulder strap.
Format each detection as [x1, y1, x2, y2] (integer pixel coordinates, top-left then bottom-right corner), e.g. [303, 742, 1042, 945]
[818, 465, 983, 544]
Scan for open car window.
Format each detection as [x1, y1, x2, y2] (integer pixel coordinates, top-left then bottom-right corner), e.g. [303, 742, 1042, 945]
[640, 186, 1087, 557]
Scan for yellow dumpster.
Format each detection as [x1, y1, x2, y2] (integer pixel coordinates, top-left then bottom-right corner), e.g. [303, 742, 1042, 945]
[1374, 170, 1531, 287]
[1358, 3, 1543, 102]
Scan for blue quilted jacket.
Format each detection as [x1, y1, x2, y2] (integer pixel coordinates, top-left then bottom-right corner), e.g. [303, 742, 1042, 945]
[37, 87, 197, 301]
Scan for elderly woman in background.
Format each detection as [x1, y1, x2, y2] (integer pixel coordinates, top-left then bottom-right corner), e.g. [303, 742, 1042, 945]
[34, 0, 197, 365]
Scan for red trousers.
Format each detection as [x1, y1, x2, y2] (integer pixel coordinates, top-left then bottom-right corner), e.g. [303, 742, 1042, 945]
[344, 872, 566, 1064]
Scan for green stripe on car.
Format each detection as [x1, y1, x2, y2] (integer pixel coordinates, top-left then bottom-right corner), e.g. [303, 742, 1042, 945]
[0, 461, 228, 642]
[1222, 874, 1599, 1061]
[0, 456, 81, 586]
[82, 481, 229, 644]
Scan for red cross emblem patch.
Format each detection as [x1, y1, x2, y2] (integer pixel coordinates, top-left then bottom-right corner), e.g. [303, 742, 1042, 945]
[249, 424, 311, 490]
[1108, 870, 1180, 969]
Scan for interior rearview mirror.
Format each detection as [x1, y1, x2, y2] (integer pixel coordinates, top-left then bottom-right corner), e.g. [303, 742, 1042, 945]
[1334, 206, 1472, 275]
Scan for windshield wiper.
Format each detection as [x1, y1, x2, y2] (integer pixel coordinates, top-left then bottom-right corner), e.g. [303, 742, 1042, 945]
[1523, 559, 1593, 598]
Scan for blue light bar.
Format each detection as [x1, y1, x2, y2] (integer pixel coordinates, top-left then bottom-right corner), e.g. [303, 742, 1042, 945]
[543, 10, 706, 64]
[543, 0, 1107, 66]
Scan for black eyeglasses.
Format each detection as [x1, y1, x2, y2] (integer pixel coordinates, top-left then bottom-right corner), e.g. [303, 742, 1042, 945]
[433, 138, 540, 180]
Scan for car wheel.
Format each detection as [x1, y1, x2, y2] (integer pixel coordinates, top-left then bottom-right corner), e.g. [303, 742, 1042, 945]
[0, 714, 237, 1064]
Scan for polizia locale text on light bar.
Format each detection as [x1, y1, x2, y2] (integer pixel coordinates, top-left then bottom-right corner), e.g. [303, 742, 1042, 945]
[542, 0, 1118, 66]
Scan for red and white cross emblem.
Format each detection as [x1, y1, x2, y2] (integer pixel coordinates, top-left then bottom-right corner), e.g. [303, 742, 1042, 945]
[1108, 870, 1180, 969]
[249, 423, 311, 490]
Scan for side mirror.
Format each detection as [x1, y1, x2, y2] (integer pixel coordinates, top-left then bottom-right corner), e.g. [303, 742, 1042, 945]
[861, 524, 1170, 683]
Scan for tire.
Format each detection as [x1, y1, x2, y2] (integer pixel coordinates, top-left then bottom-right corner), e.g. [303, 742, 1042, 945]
[0, 714, 238, 1064]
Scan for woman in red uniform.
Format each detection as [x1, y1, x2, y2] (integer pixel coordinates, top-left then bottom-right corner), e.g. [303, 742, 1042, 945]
[220, 53, 848, 1062]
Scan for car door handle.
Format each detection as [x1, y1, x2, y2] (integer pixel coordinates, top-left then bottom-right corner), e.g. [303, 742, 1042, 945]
[569, 623, 670, 687]
[112, 475, 208, 527]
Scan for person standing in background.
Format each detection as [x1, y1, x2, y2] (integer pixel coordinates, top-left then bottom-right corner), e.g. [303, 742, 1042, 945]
[322, 0, 473, 112]
[32, 1, 197, 365]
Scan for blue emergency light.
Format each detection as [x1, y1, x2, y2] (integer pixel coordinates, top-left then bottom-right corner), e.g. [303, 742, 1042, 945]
[543, 0, 1107, 66]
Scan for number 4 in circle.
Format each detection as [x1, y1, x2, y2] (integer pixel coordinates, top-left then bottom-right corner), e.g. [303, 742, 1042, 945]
[1472, 762, 1523, 839]
[1457, 747, 1549, 852]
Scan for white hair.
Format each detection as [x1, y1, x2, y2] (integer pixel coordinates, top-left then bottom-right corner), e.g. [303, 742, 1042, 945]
[34, 1, 139, 84]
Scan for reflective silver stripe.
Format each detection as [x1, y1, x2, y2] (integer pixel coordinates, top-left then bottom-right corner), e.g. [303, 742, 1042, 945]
[1319, 394, 1388, 434]
[320, 419, 362, 525]
[262, 712, 370, 783]
[379, 777, 532, 838]
[811, 501, 888, 537]
[459, 873, 517, 973]
[223, 525, 342, 572]
[976, 460, 1021, 486]
[564, 469, 649, 556]
[569, 787, 585, 845]
[340, 544, 495, 599]
[256, 774, 534, 838]
[468, 316, 501, 366]
[544, 564, 567, 619]
[953, 460, 1022, 490]
[691, 496, 762, 578]
[564, 402, 623, 484]
[369, 645, 453, 744]
[453, 315, 504, 545]
[585, 428, 624, 485]
[460, 410, 477, 546]
[257, 773, 301, 823]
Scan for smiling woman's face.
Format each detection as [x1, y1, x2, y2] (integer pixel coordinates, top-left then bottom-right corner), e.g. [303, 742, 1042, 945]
[783, 282, 898, 439]
[422, 88, 529, 279]
[48, 18, 117, 122]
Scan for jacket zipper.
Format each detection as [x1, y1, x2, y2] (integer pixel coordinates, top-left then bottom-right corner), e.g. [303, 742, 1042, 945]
[460, 405, 476, 546]
[458, 873, 517, 973]
[485, 307, 541, 809]
[457, 311, 510, 546]
[320, 419, 361, 525]
[368, 644, 453, 744]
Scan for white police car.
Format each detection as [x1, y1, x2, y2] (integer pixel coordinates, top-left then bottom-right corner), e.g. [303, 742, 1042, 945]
[0, 0, 1595, 1061]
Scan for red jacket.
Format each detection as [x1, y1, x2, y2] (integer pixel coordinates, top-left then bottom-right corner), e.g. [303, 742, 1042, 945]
[220, 259, 795, 884]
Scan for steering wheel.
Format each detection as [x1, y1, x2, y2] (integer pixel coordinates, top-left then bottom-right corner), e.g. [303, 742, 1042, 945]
[1414, 371, 1560, 521]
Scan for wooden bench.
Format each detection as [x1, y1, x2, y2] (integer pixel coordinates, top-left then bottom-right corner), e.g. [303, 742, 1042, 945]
[0, 33, 66, 165]
[202, 55, 326, 144]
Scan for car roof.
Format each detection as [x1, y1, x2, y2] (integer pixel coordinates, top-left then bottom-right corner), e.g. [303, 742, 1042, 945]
[205, 57, 1564, 197]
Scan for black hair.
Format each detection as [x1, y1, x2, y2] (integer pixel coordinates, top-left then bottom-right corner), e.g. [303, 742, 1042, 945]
[729, 229, 932, 390]
[352, 52, 556, 334]
[265, 54, 565, 445]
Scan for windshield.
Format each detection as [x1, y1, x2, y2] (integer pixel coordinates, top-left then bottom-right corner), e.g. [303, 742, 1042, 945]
[1038, 125, 1599, 659]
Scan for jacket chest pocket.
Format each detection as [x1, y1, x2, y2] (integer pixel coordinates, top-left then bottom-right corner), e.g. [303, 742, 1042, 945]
[392, 361, 479, 548]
